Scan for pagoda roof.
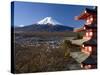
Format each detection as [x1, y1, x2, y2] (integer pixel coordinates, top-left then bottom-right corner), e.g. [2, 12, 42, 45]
[75, 7, 97, 20]
[83, 39, 97, 46]
[82, 56, 97, 65]
[85, 8, 97, 14]
[84, 24, 97, 29]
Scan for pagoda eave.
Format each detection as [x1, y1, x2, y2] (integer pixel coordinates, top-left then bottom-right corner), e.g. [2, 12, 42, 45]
[82, 39, 97, 46]
[82, 56, 97, 65]
[84, 25, 97, 29]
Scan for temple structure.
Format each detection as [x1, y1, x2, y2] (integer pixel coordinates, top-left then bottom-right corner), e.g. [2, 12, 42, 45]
[75, 7, 97, 69]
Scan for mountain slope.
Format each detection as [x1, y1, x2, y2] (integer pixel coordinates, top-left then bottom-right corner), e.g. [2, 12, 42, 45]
[15, 17, 74, 32]
[15, 24, 73, 32]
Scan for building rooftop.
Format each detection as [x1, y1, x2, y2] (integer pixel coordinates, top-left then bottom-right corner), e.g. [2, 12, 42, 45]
[75, 7, 97, 20]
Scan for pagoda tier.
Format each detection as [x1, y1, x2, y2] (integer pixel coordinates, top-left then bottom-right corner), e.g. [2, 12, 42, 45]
[74, 6, 97, 69]
[74, 24, 97, 33]
[84, 24, 97, 29]
[81, 56, 97, 69]
[83, 30, 97, 40]
[81, 39, 97, 55]
[75, 8, 97, 20]
[74, 23, 97, 32]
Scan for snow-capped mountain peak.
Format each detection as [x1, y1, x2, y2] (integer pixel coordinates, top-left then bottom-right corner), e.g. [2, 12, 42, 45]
[37, 17, 62, 25]
[18, 24, 25, 27]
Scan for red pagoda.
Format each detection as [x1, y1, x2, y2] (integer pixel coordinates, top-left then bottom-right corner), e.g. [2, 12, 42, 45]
[75, 7, 97, 69]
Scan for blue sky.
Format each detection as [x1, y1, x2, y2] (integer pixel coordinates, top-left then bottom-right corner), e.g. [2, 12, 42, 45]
[12, 1, 94, 28]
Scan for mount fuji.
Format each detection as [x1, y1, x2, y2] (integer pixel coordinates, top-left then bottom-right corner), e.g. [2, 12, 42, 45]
[37, 17, 62, 25]
[15, 17, 73, 32]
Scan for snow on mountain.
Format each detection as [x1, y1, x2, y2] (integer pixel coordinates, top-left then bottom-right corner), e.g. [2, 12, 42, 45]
[37, 17, 62, 25]
[15, 17, 74, 32]
[18, 24, 25, 27]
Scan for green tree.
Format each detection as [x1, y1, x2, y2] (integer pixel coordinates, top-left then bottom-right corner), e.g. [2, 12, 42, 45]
[76, 33, 83, 39]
